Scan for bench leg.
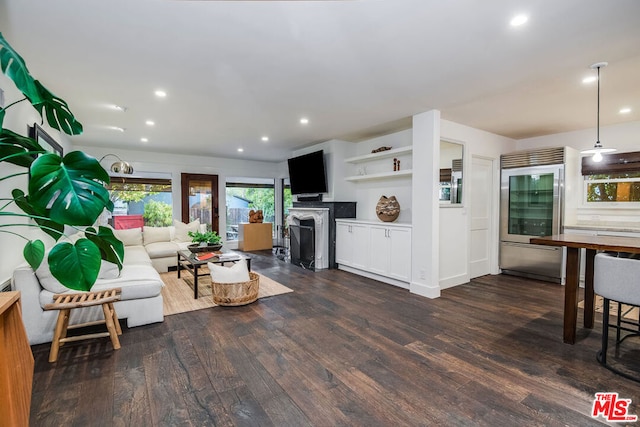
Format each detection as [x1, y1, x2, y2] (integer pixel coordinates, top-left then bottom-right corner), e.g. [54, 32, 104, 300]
[102, 303, 121, 350]
[49, 309, 70, 363]
[108, 302, 122, 336]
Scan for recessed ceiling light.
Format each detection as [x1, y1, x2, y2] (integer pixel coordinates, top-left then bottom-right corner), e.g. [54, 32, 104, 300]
[140, 137, 149, 143]
[261, 136, 269, 142]
[510, 14, 528, 27]
[237, 148, 244, 152]
[582, 75, 597, 84]
[109, 104, 127, 112]
[155, 90, 167, 98]
[300, 118, 309, 125]
[619, 107, 632, 114]
[145, 120, 155, 126]
[108, 126, 125, 132]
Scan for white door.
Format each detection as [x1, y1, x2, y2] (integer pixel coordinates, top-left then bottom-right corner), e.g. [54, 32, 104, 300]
[335, 222, 352, 266]
[388, 227, 412, 281]
[350, 223, 370, 270]
[469, 156, 494, 278]
[368, 226, 390, 276]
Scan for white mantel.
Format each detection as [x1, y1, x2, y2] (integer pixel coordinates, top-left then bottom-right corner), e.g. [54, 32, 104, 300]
[287, 207, 330, 270]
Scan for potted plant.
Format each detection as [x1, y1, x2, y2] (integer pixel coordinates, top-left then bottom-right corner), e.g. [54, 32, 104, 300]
[187, 230, 223, 253]
[0, 32, 123, 291]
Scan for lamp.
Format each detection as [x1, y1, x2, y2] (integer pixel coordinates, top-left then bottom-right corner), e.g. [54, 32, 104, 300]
[99, 154, 134, 174]
[581, 62, 616, 162]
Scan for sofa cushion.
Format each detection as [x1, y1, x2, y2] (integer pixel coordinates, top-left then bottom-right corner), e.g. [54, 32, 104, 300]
[123, 245, 153, 266]
[38, 264, 163, 308]
[145, 241, 180, 259]
[98, 261, 121, 279]
[36, 256, 121, 294]
[113, 227, 143, 246]
[143, 226, 171, 245]
[173, 219, 200, 243]
[208, 259, 250, 283]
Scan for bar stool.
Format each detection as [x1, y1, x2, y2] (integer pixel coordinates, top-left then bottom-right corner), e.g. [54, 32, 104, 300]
[594, 252, 640, 382]
[44, 288, 122, 362]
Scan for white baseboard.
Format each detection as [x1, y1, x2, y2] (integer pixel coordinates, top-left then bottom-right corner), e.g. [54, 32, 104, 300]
[337, 265, 409, 290]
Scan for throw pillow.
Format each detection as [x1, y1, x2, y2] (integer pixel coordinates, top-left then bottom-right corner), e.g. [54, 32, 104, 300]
[35, 254, 69, 294]
[98, 261, 121, 280]
[143, 226, 171, 245]
[113, 227, 143, 246]
[173, 219, 200, 242]
[208, 259, 250, 284]
[36, 254, 121, 293]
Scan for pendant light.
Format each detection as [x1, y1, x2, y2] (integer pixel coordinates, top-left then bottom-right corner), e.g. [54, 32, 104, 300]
[581, 62, 615, 162]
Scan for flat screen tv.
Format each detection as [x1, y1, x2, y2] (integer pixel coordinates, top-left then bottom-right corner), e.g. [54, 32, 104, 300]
[287, 150, 328, 195]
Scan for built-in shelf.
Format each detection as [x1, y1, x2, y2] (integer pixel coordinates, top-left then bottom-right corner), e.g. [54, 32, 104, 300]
[344, 146, 412, 164]
[345, 170, 412, 182]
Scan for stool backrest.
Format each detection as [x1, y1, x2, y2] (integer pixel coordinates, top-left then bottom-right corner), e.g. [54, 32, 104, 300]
[594, 252, 640, 306]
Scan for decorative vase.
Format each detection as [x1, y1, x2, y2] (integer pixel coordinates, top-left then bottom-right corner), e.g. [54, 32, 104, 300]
[376, 195, 400, 222]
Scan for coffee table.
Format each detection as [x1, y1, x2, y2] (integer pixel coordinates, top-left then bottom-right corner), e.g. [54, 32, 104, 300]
[177, 250, 252, 299]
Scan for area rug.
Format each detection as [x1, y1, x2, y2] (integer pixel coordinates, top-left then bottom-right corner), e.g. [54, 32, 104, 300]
[160, 271, 293, 316]
[578, 296, 639, 322]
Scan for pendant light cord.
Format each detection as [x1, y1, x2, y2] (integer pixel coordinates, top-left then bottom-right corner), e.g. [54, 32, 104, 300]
[596, 65, 600, 145]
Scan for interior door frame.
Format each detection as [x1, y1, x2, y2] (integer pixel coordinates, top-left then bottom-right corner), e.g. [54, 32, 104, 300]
[181, 173, 219, 233]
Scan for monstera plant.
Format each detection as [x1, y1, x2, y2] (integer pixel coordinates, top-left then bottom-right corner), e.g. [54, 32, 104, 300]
[0, 32, 123, 291]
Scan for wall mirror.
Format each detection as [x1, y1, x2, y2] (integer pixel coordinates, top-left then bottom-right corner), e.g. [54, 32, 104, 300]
[439, 140, 463, 205]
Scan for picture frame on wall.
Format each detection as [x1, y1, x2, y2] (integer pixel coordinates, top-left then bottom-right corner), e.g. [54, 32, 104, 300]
[30, 123, 63, 156]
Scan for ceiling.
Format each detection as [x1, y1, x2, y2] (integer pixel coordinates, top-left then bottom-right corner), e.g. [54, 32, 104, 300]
[1, 0, 639, 162]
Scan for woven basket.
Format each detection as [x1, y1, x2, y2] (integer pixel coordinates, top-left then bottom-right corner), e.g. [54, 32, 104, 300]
[211, 271, 260, 306]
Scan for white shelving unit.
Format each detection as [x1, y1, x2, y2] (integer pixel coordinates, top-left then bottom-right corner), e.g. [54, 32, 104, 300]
[345, 170, 412, 182]
[344, 146, 413, 181]
[344, 146, 412, 163]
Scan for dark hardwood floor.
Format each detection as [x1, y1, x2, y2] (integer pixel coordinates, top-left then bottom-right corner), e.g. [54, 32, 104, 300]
[30, 251, 640, 426]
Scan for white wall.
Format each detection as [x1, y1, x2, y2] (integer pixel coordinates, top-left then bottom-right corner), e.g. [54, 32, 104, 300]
[345, 130, 413, 222]
[439, 119, 517, 288]
[516, 120, 640, 228]
[0, 73, 75, 284]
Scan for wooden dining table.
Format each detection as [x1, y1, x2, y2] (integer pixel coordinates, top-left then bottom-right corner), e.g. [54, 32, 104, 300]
[530, 233, 640, 344]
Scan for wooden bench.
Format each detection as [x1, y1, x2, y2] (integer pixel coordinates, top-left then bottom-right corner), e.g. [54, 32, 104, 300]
[43, 288, 122, 362]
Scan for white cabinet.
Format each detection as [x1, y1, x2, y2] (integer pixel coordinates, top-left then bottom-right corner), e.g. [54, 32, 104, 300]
[336, 219, 412, 286]
[369, 225, 412, 281]
[336, 222, 369, 270]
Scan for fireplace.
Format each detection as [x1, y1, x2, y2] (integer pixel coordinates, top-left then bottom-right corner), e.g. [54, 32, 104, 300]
[287, 207, 329, 270]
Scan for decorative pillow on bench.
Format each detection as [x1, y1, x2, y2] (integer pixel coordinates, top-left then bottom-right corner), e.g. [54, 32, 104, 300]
[208, 259, 250, 284]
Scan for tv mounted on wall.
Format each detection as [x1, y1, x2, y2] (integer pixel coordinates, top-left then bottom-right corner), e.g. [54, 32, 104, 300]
[287, 150, 328, 195]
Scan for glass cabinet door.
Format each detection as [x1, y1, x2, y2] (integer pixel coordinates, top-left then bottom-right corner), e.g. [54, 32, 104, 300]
[507, 173, 554, 236]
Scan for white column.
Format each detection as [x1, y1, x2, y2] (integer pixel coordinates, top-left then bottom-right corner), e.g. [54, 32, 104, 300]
[411, 110, 441, 298]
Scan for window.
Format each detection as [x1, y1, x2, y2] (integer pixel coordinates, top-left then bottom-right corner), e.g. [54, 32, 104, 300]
[582, 151, 640, 204]
[225, 178, 275, 241]
[107, 177, 173, 229]
[585, 173, 640, 202]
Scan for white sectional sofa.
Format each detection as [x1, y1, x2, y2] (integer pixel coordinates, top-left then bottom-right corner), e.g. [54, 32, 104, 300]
[11, 220, 204, 345]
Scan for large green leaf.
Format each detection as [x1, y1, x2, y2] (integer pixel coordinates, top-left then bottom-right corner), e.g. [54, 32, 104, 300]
[28, 151, 111, 226]
[48, 239, 101, 291]
[23, 240, 45, 270]
[12, 189, 65, 241]
[0, 33, 82, 136]
[85, 226, 124, 269]
[0, 32, 41, 104]
[32, 80, 83, 136]
[0, 128, 45, 167]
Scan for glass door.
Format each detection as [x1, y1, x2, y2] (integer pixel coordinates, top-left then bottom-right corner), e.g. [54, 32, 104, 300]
[500, 165, 562, 243]
[181, 173, 219, 233]
[508, 173, 554, 236]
